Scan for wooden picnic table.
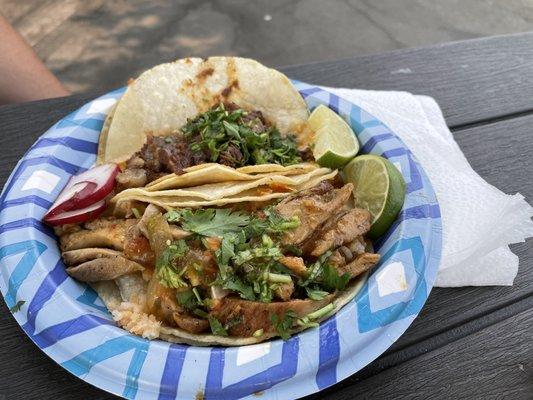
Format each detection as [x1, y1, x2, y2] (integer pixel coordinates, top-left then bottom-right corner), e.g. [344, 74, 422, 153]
[0, 33, 532, 399]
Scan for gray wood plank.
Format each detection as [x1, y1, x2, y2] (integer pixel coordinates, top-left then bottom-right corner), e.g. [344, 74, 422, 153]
[281, 32, 533, 128]
[0, 300, 112, 399]
[317, 305, 533, 400]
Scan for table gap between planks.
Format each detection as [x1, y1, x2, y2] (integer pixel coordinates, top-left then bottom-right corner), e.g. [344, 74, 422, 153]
[0, 33, 531, 400]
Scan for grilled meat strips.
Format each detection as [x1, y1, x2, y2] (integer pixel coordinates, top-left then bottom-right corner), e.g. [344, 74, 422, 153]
[275, 181, 353, 246]
[211, 295, 333, 337]
[303, 208, 372, 256]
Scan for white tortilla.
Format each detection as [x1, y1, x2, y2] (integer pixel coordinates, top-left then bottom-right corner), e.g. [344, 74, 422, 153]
[99, 57, 310, 163]
[145, 163, 319, 192]
[113, 168, 332, 202]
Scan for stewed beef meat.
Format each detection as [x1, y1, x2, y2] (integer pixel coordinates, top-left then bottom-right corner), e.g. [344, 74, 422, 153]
[139, 134, 208, 178]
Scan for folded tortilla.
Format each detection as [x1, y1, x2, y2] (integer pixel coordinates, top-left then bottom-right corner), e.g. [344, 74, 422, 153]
[113, 168, 333, 202]
[98, 57, 311, 163]
[113, 170, 338, 209]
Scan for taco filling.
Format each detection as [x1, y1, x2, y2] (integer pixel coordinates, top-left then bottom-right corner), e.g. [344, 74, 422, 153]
[117, 103, 309, 189]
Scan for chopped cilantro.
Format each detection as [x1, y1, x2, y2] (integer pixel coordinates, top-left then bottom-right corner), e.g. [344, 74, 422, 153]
[298, 251, 350, 292]
[207, 315, 228, 336]
[192, 287, 203, 303]
[296, 319, 319, 329]
[178, 208, 250, 237]
[305, 288, 329, 300]
[221, 275, 256, 300]
[245, 206, 300, 238]
[162, 206, 302, 303]
[233, 234, 282, 266]
[182, 103, 302, 166]
[216, 233, 238, 266]
[271, 310, 297, 340]
[224, 315, 243, 331]
[156, 240, 189, 288]
[321, 264, 350, 292]
[266, 272, 292, 284]
[9, 300, 25, 313]
[165, 209, 183, 222]
[233, 246, 283, 266]
[193, 308, 208, 319]
[193, 310, 239, 336]
[282, 244, 303, 256]
[301, 251, 332, 287]
[176, 289, 198, 311]
[255, 279, 274, 303]
[306, 303, 334, 320]
[262, 207, 300, 234]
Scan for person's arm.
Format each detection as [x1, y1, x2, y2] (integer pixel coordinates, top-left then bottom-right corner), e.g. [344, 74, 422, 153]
[0, 14, 70, 105]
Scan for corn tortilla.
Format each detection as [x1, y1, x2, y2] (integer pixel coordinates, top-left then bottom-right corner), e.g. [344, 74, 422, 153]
[113, 168, 333, 204]
[100, 57, 310, 163]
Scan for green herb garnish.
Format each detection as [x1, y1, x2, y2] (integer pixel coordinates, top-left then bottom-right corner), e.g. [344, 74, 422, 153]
[305, 287, 330, 300]
[163, 206, 301, 303]
[233, 245, 283, 266]
[9, 300, 25, 313]
[301, 251, 332, 287]
[220, 275, 256, 300]
[208, 315, 228, 336]
[266, 272, 292, 284]
[306, 303, 334, 320]
[165, 209, 183, 222]
[271, 310, 297, 340]
[182, 103, 302, 166]
[156, 240, 189, 288]
[262, 207, 300, 234]
[217, 233, 238, 267]
[176, 289, 199, 311]
[245, 206, 300, 237]
[321, 264, 350, 292]
[174, 208, 250, 237]
[282, 244, 303, 256]
[224, 315, 243, 331]
[298, 251, 350, 292]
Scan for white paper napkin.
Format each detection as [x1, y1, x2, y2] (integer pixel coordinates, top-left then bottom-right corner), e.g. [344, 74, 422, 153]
[323, 87, 533, 287]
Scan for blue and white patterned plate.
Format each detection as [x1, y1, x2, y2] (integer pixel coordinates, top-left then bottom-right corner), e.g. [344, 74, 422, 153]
[0, 82, 442, 399]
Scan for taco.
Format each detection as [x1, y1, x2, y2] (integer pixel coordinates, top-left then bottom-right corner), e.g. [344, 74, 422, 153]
[57, 181, 379, 345]
[98, 57, 311, 163]
[44, 57, 383, 346]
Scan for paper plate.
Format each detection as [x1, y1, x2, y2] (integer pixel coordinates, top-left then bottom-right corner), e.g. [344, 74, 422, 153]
[0, 82, 442, 399]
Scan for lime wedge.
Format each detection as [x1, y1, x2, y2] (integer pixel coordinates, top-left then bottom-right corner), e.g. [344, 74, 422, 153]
[308, 105, 359, 169]
[343, 154, 406, 239]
